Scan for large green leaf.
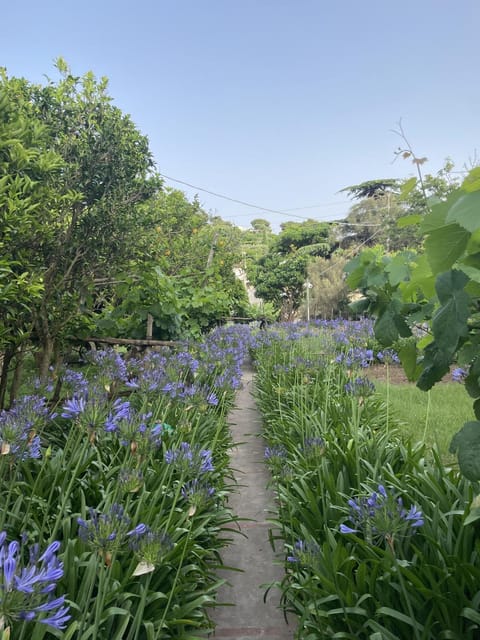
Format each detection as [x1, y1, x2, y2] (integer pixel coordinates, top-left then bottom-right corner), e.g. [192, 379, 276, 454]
[374, 309, 398, 345]
[446, 191, 480, 232]
[462, 166, 480, 193]
[449, 421, 480, 480]
[432, 270, 470, 354]
[464, 357, 480, 398]
[416, 341, 451, 391]
[344, 249, 386, 289]
[374, 298, 411, 346]
[398, 340, 422, 381]
[458, 264, 480, 284]
[385, 253, 414, 286]
[398, 176, 417, 200]
[401, 254, 435, 301]
[396, 213, 422, 228]
[457, 342, 480, 367]
[420, 191, 462, 234]
[348, 296, 371, 315]
[425, 224, 470, 272]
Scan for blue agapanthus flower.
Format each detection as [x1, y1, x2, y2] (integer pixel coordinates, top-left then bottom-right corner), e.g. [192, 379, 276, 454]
[340, 484, 424, 548]
[0, 395, 52, 460]
[0, 532, 70, 629]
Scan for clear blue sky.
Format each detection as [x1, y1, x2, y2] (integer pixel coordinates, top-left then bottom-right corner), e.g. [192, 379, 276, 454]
[2, 0, 478, 230]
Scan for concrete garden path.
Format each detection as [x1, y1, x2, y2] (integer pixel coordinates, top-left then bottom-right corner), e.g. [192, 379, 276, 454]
[207, 362, 297, 640]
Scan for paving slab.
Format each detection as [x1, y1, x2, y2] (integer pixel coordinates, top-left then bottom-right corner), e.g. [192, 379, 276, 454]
[206, 364, 296, 639]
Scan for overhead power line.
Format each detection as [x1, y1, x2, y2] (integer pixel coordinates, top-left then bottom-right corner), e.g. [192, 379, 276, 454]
[160, 172, 310, 220]
[159, 172, 377, 226]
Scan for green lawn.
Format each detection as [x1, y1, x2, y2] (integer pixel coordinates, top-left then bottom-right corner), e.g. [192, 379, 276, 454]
[374, 380, 473, 461]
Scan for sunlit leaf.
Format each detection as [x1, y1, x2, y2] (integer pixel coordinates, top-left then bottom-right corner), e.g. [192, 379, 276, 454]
[462, 166, 480, 193]
[446, 191, 480, 232]
[425, 224, 470, 272]
[385, 253, 413, 286]
[396, 213, 421, 228]
[398, 177, 417, 200]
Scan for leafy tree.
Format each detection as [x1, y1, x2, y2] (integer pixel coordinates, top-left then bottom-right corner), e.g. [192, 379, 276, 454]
[340, 178, 400, 200]
[275, 219, 332, 256]
[249, 219, 334, 319]
[119, 189, 248, 337]
[339, 164, 460, 251]
[1, 61, 157, 379]
[94, 267, 181, 340]
[339, 194, 402, 249]
[344, 166, 480, 481]
[0, 72, 77, 405]
[250, 218, 272, 234]
[302, 252, 350, 319]
[251, 252, 308, 321]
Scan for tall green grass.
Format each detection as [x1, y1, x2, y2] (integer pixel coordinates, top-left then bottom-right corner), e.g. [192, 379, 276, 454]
[374, 380, 473, 460]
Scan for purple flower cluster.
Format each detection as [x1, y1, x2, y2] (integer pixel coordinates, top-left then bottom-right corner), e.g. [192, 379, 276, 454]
[118, 467, 144, 493]
[0, 395, 53, 460]
[264, 444, 287, 461]
[344, 377, 376, 397]
[196, 325, 252, 391]
[181, 478, 216, 508]
[0, 532, 70, 629]
[160, 381, 219, 407]
[302, 437, 325, 456]
[452, 367, 467, 383]
[104, 405, 165, 456]
[376, 349, 400, 365]
[125, 352, 169, 392]
[86, 348, 128, 388]
[340, 484, 424, 547]
[164, 442, 214, 475]
[60, 368, 89, 395]
[104, 399, 132, 432]
[287, 538, 320, 565]
[264, 444, 288, 475]
[127, 525, 173, 566]
[319, 317, 375, 346]
[77, 504, 132, 553]
[336, 347, 375, 369]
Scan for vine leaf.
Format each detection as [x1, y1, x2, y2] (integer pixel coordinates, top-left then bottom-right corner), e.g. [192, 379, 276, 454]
[446, 191, 480, 232]
[432, 270, 470, 354]
[425, 224, 470, 272]
[417, 270, 470, 391]
[416, 341, 451, 391]
[385, 253, 413, 286]
[450, 421, 480, 481]
[398, 340, 422, 381]
[462, 167, 480, 193]
[374, 299, 411, 346]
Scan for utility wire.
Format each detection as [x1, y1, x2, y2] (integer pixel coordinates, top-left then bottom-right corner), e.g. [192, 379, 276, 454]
[160, 172, 311, 220]
[159, 172, 383, 227]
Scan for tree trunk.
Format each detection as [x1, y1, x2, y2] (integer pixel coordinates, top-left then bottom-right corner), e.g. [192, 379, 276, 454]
[0, 346, 15, 411]
[50, 350, 64, 406]
[8, 347, 25, 408]
[35, 335, 54, 382]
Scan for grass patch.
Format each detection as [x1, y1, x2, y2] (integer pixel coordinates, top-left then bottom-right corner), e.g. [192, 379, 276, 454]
[374, 380, 474, 460]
